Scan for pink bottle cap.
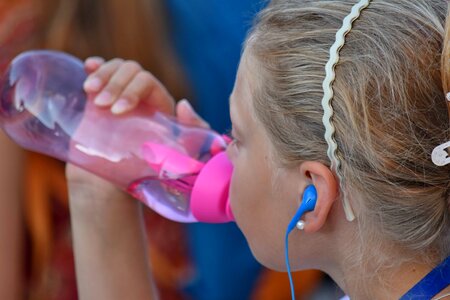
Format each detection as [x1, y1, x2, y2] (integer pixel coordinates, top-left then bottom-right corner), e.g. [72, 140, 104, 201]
[191, 151, 234, 223]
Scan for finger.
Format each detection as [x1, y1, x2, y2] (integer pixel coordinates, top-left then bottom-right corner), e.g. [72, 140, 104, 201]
[94, 60, 141, 106]
[176, 99, 210, 128]
[83, 57, 105, 92]
[111, 71, 175, 115]
[83, 58, 123, 94]
[84, 56, 105, 74]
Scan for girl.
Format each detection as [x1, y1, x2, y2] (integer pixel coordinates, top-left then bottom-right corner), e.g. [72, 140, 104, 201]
[68, 0, 450, 299]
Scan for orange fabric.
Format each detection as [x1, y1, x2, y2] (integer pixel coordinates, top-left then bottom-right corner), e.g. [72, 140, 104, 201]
[252, 269, 323, 300]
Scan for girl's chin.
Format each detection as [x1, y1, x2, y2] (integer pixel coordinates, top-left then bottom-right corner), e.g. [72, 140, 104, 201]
[247, 241, 286, 272]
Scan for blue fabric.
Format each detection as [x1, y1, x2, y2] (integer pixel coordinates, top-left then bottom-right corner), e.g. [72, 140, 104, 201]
[165, 1, 267, 299]
[183, 223, 262, 300]
[400, 256, 450, 300]
[166, 0, 266, 132]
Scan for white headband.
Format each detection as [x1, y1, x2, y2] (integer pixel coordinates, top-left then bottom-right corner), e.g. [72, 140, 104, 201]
[321, 0, 371, 222]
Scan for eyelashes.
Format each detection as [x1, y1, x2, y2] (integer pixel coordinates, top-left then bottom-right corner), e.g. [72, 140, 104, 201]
[229, 139, 239, 148]
[226, 128, 240, 149]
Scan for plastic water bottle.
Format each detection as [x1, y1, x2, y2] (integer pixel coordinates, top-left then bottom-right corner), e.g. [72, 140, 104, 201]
[0, 50, 234, 223]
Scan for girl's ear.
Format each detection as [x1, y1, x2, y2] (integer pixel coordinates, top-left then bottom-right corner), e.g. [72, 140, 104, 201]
[298, 161, 339, 233]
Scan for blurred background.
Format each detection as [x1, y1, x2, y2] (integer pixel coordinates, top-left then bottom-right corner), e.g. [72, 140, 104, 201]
[0, 0, 342, 299]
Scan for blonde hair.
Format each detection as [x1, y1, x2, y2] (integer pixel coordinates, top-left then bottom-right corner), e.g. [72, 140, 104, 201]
[247, 0, 450, 266]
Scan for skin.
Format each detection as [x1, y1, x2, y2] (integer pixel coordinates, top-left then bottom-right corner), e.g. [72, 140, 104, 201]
[68, 53, 450, 299]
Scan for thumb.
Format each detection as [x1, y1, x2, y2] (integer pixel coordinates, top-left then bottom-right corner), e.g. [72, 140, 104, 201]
[176, 99, 210, 128]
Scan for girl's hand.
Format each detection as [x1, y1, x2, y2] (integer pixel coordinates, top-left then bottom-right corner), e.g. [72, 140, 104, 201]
[66, 58, 209, 299]
[83, 57, 175, 115]
[68, 58, 209, 191]
[68, 57, 194, 300]
[68, 57, 180, 190]
[67, 58, 210, 299]
[83, 57, 208, 125]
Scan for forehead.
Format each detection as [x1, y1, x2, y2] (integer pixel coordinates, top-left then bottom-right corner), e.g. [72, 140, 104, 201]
[230, 52, 258, 124]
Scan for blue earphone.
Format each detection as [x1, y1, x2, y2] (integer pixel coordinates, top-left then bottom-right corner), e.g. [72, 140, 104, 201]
[287, 185, 317, 234]
[285, 184, 317, 300]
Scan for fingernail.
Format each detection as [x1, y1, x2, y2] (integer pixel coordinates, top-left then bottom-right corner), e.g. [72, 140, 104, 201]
[179, 99, 197, 115]
[86, 56, 104, 65]
[111, 99, 129, 114]
[84, 77, 102, 92]
[94, 91, 112, 106]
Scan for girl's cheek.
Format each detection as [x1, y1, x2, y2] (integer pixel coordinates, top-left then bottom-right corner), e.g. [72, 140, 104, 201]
[228, 173, 238, 211]
[226, 145, 233, 161]
[226, 143, 237, 162]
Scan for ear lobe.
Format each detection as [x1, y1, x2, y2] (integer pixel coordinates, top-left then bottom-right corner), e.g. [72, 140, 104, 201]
[299, 162, 338, 233]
